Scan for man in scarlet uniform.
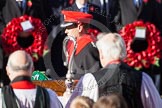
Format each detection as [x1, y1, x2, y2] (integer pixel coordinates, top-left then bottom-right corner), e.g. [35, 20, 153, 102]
[61, 10, 101, 79]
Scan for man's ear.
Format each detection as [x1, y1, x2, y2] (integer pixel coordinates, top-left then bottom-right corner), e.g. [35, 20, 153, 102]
[6, 66, 10, 76]
[99, 49, 104, 60]
[29, 67, 34, 76]
[78, 23, 84, 32]
[30, 66, 34, 74]
[32, 67, 34, 72]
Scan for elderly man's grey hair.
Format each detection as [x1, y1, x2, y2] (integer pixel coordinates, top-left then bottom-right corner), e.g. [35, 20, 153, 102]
[7, 50, 33, 72]
[96, 33, 127, 60]
[96, 32, 107, 40]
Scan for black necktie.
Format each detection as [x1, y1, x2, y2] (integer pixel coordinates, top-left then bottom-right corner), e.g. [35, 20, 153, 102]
[103, 0, 109, 16]
[17, 0, 24, 12]
[103, 0, 107, 14]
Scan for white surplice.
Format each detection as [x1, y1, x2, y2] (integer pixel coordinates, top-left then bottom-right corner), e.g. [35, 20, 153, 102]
[0, 88, 62, 108]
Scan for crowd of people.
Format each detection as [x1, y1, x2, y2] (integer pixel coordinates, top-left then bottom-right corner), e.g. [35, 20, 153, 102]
[0, 0, 162, 108]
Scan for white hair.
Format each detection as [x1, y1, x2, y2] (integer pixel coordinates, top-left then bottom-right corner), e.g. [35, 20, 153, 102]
[96, 33, 127, 60]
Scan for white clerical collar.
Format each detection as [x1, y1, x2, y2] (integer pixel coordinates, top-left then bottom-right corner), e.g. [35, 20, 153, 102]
[76, 2, 88, 9]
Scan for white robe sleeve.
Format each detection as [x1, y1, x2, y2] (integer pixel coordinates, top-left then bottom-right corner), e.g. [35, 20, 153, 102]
[0, 89, 1, 107]
[80, 73, 99, 101]
[65, 73, 99, 108]
[47, 89, 63, 108]
[141, 72, 162, 108]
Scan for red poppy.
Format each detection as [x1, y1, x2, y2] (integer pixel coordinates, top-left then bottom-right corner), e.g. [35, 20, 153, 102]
[87, 28, 100, 41]
[27, 0, 32, 7]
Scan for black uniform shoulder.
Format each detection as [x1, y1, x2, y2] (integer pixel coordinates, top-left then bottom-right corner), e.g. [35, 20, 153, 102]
[80, 42, 98, 55]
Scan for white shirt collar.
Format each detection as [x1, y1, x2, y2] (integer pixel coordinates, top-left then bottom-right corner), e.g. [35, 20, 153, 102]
[76, 2, 88, 9]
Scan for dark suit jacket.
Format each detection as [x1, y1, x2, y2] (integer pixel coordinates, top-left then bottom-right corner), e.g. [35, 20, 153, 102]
[115, 0, 162, 33]
[0, 0, 53, 34]
[89, 0, 102, 8]
[88, 0, 119, 32]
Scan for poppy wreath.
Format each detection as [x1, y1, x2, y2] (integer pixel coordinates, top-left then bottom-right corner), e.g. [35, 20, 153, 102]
[1, 15, 48, 61]
[119, 20, 162, 70]
[87, 28, 100, 41]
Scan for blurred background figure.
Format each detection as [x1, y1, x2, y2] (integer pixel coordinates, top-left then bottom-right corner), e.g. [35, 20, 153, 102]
[93, 93, 128, 108]
[70, 96, 94, 108]
[113, 0, 162, 33]
[89, 0, 118, 32]
[0, 0, 53, 34]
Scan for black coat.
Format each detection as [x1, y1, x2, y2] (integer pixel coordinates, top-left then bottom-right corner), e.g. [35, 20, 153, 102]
[72, 42, 102, 79]
[93, 62, 143, 108]
[89, 0, 119, 32]
[62, 35, 102, 79]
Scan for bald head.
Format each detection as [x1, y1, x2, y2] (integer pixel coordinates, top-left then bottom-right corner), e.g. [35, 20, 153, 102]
[7, 50, 33, 73]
